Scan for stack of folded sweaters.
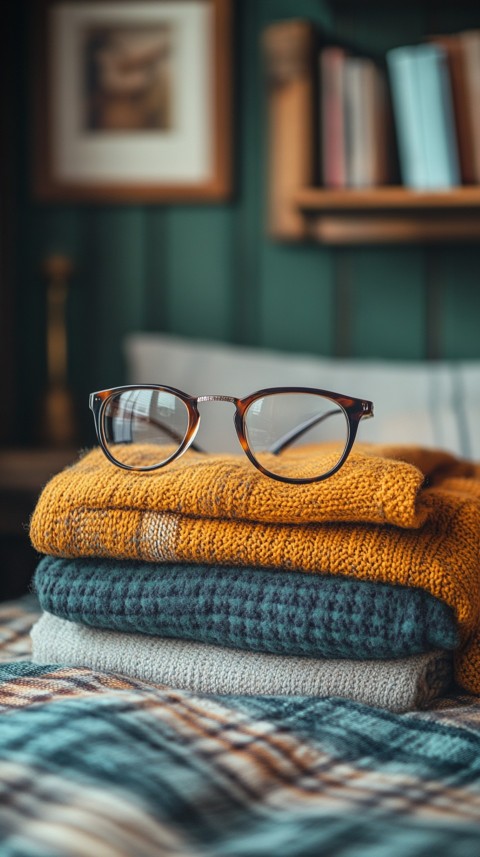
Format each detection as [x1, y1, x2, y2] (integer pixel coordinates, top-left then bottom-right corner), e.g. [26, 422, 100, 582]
[29, 442, 480, 712]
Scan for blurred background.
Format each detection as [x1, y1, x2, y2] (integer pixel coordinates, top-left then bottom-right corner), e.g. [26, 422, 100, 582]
[1, 0, 480, 596]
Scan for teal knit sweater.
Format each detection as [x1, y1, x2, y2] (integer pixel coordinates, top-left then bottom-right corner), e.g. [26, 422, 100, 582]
[34, 556, 459, 660]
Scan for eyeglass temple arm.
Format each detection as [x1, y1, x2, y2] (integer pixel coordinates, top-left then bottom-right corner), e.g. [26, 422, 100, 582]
[268, 408, 344, 455]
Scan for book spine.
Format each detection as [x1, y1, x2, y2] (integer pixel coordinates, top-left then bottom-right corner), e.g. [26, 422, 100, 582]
[344, 57, 368, 187]
[387, 46, 429, 189]
[415, 44, 460, 188]
[344, 57, 390, 188]
[320, 47, 347, 188]
[459, 31, 480, 183]
[430, 35, 476, 184]
[371, 66, 392, 185]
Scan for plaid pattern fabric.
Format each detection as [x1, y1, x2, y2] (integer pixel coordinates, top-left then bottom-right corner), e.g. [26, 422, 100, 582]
[0, 596, 42, 663]
[2, 599, 480, 855]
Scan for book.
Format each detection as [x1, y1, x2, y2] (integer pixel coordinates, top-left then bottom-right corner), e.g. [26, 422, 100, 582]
[415, 43, 460, 188]
[429, 33, 476, 184]
[458, 30, 480, 183]
[370, 64, 394, 186]
[320, 46, 347, 187]
[343, 56, 391, 187]
[387, 46, 429, 188]
[344, 56, 365, 187]
[387, 44, 460, 189]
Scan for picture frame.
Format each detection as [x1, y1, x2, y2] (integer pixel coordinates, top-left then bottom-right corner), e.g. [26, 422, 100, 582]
[34, 0, 232, 202]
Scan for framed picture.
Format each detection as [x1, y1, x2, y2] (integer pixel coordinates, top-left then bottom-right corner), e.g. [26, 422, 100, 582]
[34, 0, 232, 202]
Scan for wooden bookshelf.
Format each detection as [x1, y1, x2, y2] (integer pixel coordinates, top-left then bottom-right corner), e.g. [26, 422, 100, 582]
[294, 187, 480, 244]
[264, 21, 480, 245]
[297, 186, 480, 208]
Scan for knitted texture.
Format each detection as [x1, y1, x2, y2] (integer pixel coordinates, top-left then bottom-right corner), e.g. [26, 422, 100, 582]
[29, 445, 480, 692]
[29, 443, 472, 532]
[34, 556, 459, 660]
[31, 612, 453, 712]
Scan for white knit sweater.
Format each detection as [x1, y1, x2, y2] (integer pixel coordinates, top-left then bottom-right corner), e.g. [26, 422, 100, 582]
[31, 613, 452, 713]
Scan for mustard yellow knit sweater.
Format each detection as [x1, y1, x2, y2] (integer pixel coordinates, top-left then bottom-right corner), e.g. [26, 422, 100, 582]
[30, 443, 480, 692]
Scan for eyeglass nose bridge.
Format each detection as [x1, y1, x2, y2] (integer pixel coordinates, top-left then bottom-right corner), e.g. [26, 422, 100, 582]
[196, 395, 238, 405]
[193, 394, 249, 457]
[193, 395, 247, 453]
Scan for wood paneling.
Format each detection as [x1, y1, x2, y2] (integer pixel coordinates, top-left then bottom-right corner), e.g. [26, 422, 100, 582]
[164, 208, 235, 341]
[10, 0, 480, 448]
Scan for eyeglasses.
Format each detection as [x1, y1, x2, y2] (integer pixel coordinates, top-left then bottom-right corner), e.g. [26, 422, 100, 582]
[89, 385, 374, 484]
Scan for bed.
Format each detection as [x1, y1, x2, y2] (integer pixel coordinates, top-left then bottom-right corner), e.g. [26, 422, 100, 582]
[2, 334, 480, 856]
[2, 596, 480, 856]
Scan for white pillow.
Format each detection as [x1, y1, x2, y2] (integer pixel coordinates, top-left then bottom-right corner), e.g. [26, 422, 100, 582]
[454, 363, 480, 460]
[124, 333, 466, 456]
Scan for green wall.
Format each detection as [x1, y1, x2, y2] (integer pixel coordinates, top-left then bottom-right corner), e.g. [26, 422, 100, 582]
[14, 0, 480, 445]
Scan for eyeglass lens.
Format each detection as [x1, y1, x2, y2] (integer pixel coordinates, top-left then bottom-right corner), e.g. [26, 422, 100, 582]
[244, 393, 349, 480]
[102, 389, 190, 468]
[101, 388, 349, 479]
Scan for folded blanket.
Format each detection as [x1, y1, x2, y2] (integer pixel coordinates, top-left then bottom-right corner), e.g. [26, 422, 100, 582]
[29, 445, 480, 692]
[34, 556, 459, 660]
[31, 613, 453, 712]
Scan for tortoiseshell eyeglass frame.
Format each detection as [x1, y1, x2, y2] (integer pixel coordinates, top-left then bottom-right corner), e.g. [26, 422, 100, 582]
[89, 385, 374, 485]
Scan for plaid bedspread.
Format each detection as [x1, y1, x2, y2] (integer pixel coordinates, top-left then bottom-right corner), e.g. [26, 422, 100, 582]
[2, 599, 480, 856]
